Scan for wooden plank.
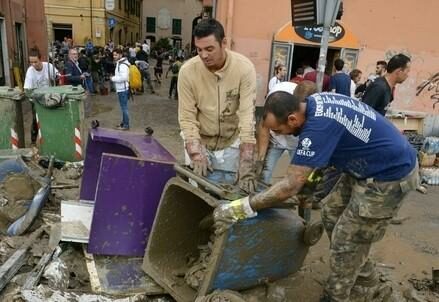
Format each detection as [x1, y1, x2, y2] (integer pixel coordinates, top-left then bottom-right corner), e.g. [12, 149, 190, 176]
[0, 227, 45, 291]
[22, 250, 56, 290]
[83, 245, 102, 293]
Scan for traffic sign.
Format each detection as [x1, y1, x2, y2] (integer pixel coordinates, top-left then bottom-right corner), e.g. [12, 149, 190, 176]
[108, 17, 117, 28]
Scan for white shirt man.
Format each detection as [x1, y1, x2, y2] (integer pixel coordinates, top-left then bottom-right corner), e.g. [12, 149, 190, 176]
[24, 62, 58, 90]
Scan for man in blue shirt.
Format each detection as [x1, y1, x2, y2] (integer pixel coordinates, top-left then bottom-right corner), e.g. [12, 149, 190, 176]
[213, 81, 419, 302]
[330, 58, 351, 97]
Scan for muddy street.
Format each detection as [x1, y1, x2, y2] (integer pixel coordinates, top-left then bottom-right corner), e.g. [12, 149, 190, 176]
[0, 78, 437, 302]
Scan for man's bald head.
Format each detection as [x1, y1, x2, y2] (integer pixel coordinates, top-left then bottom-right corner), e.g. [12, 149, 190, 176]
[293, 80, 317, 102]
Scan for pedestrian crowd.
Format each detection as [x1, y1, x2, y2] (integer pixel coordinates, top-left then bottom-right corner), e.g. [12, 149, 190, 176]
[25, 37, 187, 131]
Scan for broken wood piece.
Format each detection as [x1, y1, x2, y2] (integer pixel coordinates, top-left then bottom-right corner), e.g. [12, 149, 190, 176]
[51, 184, 79, 190]
[83, 245, 102, 293]
[22, 249, 56, 290]
[22, 224, 61, 290]
[0, 227, 46, 292]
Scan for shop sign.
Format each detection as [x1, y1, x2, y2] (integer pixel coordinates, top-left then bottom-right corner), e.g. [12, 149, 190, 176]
[295, 22, 345, 43]
[105, 0, 115, 11]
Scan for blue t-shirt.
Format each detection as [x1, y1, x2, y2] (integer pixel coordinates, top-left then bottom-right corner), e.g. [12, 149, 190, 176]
[330, 73, 351, 97]
[292, 93, 417, 181]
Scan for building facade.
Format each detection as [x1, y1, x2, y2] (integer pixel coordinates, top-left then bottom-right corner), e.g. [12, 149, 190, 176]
[0, 0, 47, 87]
[210, 0, 439, 114]
[142, 0, 204, 50]
[45, 0, 141, 47]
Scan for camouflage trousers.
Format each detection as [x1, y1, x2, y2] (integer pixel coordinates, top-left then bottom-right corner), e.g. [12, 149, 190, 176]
[321, 164, 419, 302]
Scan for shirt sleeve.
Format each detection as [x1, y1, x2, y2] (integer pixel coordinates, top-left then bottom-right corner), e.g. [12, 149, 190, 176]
[350, 80, 358, 99]
[268, 77, 276, 92]
[238, 63, 257, 144]
[178, 65, 201, 141]
[23, 68, 33, 90]
[361, 83, 384, 109]
[292, 117, 344, 168]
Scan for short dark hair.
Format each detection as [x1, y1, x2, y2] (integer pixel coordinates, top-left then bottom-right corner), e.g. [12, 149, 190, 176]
[296, 67, 304, 75]
[193, 19, 225, 43]
[334, 58, 344, 71]
[293, 80, 317, 103]
[376, 60, 387, 69]
[350, 69, 362, 80]
[386, 54, 410, 73]
[113, 48, 123, 55]
[263, 92, 301, 123]
[29, 47, 41, 59]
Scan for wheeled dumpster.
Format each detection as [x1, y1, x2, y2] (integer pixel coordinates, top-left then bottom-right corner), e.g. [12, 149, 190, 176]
[31, 85, 85, 161]
[142, 165, 323, 302]
[0, 87, 25, 150]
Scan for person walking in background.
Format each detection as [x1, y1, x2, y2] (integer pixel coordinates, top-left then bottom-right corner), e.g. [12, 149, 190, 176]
[111, 48, 130, 131]
[78, 49, 94, 94]
[290, 67, 305, 84]
[349, 69, 363, 99]
[362, 54, 411, 115]
[154, 50, 164, 84]
[135, 59, 155, 94]
[268, 64, 287, 91]
[166, 56, 183, 100]
[304, 61, 331, 92]
[329, 58, 351, 96]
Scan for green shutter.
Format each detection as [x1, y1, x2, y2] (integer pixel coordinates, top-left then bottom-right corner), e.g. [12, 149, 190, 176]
[146, 17, 156, 33]
[172, 19, 182, 35]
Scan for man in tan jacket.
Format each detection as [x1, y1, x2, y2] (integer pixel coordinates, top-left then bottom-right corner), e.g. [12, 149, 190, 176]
[178, 18, 257, 192]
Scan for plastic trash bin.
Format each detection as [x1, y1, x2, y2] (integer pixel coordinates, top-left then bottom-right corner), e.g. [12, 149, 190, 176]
[31, 85, 85, 161]
[0, 87, 25, 150]
[143, 172, 322, 302]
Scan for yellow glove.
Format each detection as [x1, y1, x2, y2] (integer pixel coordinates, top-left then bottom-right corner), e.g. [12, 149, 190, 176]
[213, 197, 257, 235]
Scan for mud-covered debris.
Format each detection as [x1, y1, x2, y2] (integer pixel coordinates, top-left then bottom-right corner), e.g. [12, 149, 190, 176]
[21, 284, 149, 302]
[195, 290, 247, 302]
[403, 288, 427, 302]
[43, 247, 69, 289]
[267, 284, 287, 302]
[184, 243, 213, 290]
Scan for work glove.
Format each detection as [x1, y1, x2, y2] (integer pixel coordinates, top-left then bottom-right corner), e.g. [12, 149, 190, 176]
[213, 196, 257, 235]
[186, 139, 212, 177]
[237, 143, 257, 193]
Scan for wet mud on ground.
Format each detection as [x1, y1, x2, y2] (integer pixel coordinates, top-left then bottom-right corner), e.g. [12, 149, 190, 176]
[2, 77, 437, 301]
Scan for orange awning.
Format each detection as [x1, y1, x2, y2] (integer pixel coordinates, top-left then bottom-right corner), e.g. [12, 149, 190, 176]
[274, 21, 360, 49]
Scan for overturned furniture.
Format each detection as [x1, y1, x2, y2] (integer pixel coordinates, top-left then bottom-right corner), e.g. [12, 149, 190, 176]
[143, 165, 323, 302]
[78, 127, 176, 256]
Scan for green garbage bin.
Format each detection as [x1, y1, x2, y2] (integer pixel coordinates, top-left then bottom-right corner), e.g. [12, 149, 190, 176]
[0, 87, 25, 150]
[31, 85, 86, 162]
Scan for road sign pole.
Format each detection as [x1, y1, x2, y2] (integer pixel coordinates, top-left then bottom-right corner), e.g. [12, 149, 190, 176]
[316, 0, 341, 92]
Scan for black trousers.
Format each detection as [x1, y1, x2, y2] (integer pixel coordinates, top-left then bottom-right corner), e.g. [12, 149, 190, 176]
[169, 76, 178, 99]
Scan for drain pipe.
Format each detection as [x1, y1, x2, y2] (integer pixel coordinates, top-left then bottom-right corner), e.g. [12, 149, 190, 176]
[212, 0, 217, 18]
[226, 0, 234, 49]
[90, 0, 93, 43]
